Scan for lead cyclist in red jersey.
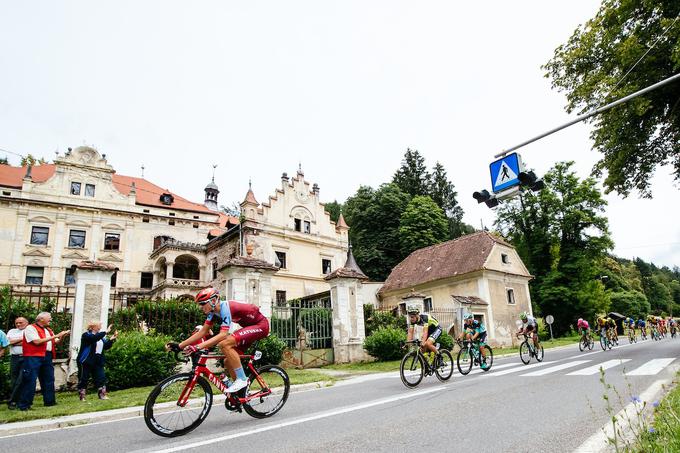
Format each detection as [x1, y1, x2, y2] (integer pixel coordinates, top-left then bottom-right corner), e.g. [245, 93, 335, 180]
[168, 287, 269, 394]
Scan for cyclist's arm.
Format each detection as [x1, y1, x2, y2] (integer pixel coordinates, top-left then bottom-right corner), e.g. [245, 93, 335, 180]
[179, 324, 212, 349]
[421, 327, 428, 343]
[193, 329, 229, 350]
[407, 327, 414, 342]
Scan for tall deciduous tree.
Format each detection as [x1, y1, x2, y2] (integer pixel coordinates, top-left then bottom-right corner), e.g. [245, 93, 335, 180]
[496, 161, 612, 335]
[392, 148, 431, 197]
[544, 0, 680, 197]
[323, 200, 343, 223]
[344, 184, 411, 281]
[398, 195, 449, 255]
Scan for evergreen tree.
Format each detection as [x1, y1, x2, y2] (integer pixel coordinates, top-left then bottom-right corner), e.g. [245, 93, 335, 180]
[398, 196, 449, 255]
[392, 149, 430, 197]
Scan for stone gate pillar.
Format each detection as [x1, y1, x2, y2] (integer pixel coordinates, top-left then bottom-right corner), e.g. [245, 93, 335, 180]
[68, 260, 117, 376]
[218, 255, 278, 319]
[325, 245, 369, 363]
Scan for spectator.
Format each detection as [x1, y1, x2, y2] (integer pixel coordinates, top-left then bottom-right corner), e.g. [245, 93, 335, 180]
[0, 328, 8, 358]
[17, 312, 70, 411]
[6, 317, 29, 409]
[77, 321, 118, 401]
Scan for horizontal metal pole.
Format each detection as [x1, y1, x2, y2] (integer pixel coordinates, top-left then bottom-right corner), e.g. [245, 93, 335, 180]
[494, 72, 680, 159]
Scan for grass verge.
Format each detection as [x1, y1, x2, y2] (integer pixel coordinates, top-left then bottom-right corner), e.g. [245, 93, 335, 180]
[632, 373, 680, 452]
[0, 368, 332, 424]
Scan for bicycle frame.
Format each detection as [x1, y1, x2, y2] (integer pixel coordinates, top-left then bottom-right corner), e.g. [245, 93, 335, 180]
[177, 353, 270, 408]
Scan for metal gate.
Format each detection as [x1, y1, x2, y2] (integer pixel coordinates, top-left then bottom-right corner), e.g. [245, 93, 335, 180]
[271, 293, 334, 368]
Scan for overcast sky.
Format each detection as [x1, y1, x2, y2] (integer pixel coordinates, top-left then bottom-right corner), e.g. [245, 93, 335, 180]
[1, 1, 678, 268]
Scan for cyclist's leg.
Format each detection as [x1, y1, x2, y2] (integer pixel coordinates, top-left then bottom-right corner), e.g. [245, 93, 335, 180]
[423, 326, 441, 354]
[218, 335, 240, 381]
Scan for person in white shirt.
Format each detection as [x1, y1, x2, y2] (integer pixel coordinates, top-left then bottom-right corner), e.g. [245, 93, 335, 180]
[516, 311, 540, 351]
[6, 317, 28, 409]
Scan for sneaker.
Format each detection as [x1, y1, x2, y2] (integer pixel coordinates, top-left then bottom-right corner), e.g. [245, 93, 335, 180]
[221, 375, 233, 387]
[225, 378, 248, 394]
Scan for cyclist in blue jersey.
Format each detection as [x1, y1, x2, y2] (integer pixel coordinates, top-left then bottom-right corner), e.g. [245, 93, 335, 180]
[460, 313, 489, 369]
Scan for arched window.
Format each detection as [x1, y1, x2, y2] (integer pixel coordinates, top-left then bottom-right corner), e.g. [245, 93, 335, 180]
[173, 255, 200, 280]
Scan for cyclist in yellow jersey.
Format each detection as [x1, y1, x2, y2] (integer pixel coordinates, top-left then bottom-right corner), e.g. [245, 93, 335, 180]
[407, 305, 441, 357]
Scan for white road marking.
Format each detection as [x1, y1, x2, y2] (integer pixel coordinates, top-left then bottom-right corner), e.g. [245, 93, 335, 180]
[566, 359, 631, 376]
[521, 360, 590, 376]
[626, 358, 676, 376]
[482, 361, 556, 377]
[146, 385, 448, 453]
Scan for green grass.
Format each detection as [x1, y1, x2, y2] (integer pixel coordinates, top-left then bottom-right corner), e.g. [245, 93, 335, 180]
[633, 374, 680, 452]
[0, 368, 332, 424]
[493, 335, 581, 357]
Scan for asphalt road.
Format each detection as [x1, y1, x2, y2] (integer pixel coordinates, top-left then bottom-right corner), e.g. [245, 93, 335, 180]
[2, 336, 678, 453]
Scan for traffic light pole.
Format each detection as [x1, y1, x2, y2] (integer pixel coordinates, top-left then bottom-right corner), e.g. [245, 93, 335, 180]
[494, 72, 680, 159]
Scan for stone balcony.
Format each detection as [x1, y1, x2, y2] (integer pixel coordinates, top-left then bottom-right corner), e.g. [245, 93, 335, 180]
[152, 277, 203, 290]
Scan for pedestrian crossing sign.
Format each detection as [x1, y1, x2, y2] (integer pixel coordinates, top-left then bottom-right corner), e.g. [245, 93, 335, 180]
[489, 152, 522, 193]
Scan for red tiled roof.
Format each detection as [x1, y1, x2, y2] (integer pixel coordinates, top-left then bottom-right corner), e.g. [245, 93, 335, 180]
[242, 188, 258, 205]
[0, 163, 216, 214]
[380, 231, 516, 294]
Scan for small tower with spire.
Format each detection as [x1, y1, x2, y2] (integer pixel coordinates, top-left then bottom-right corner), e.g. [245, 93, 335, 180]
[240, 179, 259, 220]
[204, 169, 219, 211]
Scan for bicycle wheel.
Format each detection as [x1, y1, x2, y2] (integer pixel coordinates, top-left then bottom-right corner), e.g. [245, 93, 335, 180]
[519, 341, 531, 364]
[400, 351, 425, 388]
[243, 365, 290, 419]
[480, 345, 493, 372]
[579, 337, 586, 352]
[588, 336, 595, 350]
[144, 373, 213, 438]
[535, 344, 544, 362]
[456, 347, 473, 375]
[600, 335, 607, 351]
[435, 349, 454, 381]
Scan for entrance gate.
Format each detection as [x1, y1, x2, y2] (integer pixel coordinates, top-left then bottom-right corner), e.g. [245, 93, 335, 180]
[271, 291, 334, 368]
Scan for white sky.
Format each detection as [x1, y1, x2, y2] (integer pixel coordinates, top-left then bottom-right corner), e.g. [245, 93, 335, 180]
[1, 1, 678, 268]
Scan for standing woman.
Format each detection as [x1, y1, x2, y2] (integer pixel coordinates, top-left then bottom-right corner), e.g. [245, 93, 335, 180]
[77, 321, 118, 401]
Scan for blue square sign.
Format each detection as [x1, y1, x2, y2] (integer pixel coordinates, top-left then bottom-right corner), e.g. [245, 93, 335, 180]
[489, 153, 522, 193]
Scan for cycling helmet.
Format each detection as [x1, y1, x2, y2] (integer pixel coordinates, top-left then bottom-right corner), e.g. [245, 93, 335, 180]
[578, 318, 583, 324]
[195, 287, 219, 304]
[464, 313, 474, 320]
[406, 305, 420, 315]
[520, 312, 528, 321]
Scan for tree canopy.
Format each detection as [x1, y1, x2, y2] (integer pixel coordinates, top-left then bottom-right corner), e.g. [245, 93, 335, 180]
[544, 0, 680, 197]
[398, 196, 449, 255]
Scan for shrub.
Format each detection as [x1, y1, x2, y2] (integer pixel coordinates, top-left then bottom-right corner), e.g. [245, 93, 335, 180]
[363, 327, 406, 361]
[108, 299, 205, 342]
[269, 315, 296, 348]
[363, 304, 407, 336]
[0, 357, 10, 402]
[246, 334, 286, 366]
[437, 332, 454, 351]
[0, 286, 38, 330]
[105, 331, 178, 390]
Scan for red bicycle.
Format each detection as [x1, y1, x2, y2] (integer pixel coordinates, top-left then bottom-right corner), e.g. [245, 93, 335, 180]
[144, 350, 290, 437]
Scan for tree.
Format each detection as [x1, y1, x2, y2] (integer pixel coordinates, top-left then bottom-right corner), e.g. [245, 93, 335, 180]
[323, 200, 343, 223]
[344, 184, 411, 281]
[544, 1, 680, 197]
[20, 154, 47, 166]
[398, 196, 449, 255]
[495, 161, 612, 335]
[392, 149, 430, 197]
[0, 157, 8, 165]
[428, 162, 472, 239]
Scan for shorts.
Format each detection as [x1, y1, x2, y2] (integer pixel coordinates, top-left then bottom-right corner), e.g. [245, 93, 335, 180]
[475, 331, 487, 344]
[525, 323, 537, 333]
[427, 326, 442, 342]
[231, 317, 270, 352]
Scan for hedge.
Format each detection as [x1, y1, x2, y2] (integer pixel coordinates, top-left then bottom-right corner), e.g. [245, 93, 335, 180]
[363, 327, 407, 361]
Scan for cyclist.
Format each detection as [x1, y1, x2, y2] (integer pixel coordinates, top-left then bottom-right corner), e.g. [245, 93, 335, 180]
[167, 287, 270, 394]
[637, 318, 647, 339]
[669, 318, 677, 336]
[595, 316, 608, 338]
[605, 317, 617, 344]
[648, 315, 658, 338]
[577, 318, 590, 341]
[407, 305, 441, 361]
[516, 312, 539, 352]
[625, 317, 636, 337]
[461, 313, 489, 369]
[659, 317, 667, 337]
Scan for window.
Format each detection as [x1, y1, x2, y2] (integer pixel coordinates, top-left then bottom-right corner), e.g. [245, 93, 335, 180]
[85, 184, 95, 197]
[64, 267, 76, 286]
[25, 267, 44, 285]
[160, 193, 174, 205]
[143, 209, 150, 213]
[304, 220, 311, 234]
[104, 233, 120, 250]
[30, 226, 49, 245]
[501, 253, 510, 264]
[294, 218, 301, 232]
[193, 223, 199, 229]
[168, 219, 175, 226]
[275, 251, 287, 269]
[193, 215, 199, 219]
[169, 212, 175, 216]
[322, 259, 332, 275]
[211, 260, 218, 280]
[423, 297, 433, 312]
[142, 216, 150, 223]
[140, 272, 153, 289]
[110, 271, 117, 288]
[276, 290, 287, 307]
[70, 182, 81, 195]
[68, 230, 86, 248]
[506, 288, 516, 305]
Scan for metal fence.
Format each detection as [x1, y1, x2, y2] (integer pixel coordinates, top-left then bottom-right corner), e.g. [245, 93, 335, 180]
[370, 306, 461, 337]
[271, 304, 333, 350]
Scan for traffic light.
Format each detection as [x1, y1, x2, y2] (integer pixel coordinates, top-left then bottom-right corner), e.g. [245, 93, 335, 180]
[518, 170, 545, 191]
[472, 189, 499, 208]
